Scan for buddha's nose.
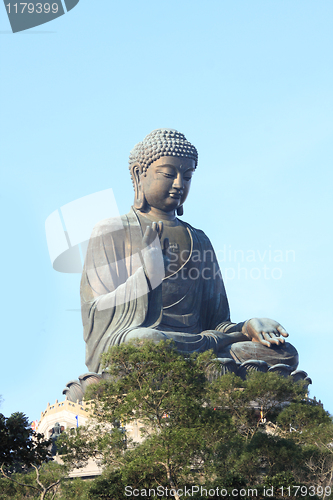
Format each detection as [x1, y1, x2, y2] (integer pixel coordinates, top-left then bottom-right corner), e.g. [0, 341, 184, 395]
[173, 174, 184, 190]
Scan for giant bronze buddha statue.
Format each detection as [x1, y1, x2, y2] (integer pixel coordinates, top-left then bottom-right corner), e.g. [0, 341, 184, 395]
[77, 128, 304, 383]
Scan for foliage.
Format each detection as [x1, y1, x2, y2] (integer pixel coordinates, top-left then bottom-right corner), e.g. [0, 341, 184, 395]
[0, 411, 74, 500]
[208, 370, 307, 439]
[0, 462, 92, 500]
[0, 461, 66, 500]
[0, 412, 51, 470]
[53, 341, 333, 499]
[57, 477, 91, 500]
[59, 340, 219, 496]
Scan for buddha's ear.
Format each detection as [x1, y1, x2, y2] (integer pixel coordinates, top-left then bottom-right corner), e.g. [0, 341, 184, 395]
[177, 205, 184, 216]
[131, 162, 147, 211]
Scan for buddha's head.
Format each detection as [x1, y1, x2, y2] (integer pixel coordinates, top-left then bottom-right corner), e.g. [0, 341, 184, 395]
[129, 129, 198, 216]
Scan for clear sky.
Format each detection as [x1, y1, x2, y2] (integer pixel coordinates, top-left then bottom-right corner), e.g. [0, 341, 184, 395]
[1, 0, 332, 422]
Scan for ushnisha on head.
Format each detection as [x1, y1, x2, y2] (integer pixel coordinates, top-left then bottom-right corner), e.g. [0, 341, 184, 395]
[129, 129, 198, 216]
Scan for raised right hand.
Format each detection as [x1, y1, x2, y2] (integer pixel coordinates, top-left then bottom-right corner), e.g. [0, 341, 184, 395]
[141, 222, 167, 289]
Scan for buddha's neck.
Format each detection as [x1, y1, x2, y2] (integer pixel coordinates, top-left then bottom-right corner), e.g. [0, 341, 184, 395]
[139, 207, 177, 222]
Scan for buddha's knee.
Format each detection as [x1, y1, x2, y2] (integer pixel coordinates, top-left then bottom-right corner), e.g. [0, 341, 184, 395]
[225, 341, 299, 370]
[124, 328, 168, 343]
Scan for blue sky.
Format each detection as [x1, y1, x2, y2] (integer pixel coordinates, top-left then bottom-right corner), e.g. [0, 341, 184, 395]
[1, 0, 332, 421]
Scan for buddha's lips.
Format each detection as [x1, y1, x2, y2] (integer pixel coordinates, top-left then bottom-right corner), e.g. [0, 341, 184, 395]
[169, 192, 182, 199]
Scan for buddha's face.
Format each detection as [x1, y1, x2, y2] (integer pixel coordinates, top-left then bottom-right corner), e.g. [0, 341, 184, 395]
[140, 156, 195, 213]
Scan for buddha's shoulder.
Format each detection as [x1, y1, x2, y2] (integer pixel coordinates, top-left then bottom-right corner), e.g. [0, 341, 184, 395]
[90, 213, 132, 238]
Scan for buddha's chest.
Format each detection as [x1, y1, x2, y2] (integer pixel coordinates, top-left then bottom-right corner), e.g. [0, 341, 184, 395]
[160, 225, 191, 277]
[161, 228, 203, 309]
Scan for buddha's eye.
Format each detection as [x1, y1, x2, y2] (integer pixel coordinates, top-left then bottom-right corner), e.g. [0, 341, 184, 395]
[184, 176, 192, 181]
[162, 173, 176, 179]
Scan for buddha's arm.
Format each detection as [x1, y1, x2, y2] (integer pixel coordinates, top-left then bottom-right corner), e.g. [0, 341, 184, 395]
[81, 219, 163, 371]
[211, 322, 250, 347]
[81, 240, 151, 331]
[215, 321, 246, 333]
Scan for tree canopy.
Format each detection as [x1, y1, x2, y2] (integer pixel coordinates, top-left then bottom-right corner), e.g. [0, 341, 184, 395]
[56, 340, 333, 500]
[0, 411, 51, 469]
[0, 411, 66, 500]
[2, 343, 332, 499]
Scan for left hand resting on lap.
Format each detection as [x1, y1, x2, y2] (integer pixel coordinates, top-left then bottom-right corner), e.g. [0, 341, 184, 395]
[242, 318, 289, 348]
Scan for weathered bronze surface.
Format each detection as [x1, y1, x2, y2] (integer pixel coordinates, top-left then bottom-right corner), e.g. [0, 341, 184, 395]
[80, 129, 300, 376]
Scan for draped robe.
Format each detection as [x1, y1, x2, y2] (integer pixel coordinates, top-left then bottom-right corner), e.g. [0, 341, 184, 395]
[81, 208, 241, 372]
[81, 208, 298, 373]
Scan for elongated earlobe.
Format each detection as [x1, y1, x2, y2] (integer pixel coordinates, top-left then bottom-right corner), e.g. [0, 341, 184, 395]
[131, 162, 147, 211]
[177, 205, 184, 216]
[134, 188, 147, 211]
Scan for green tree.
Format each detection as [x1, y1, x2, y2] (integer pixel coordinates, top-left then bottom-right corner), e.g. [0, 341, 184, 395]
[57, 341, 333, 500]
[0, 412, 51, 469]
[59, 340, 237, 500]
[277, 399, 333, 495]
[0, 411, 68, 500]
[0, 463, 91, 500]
[208, 371, 307, 440]
[0, 462, 66, 500]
